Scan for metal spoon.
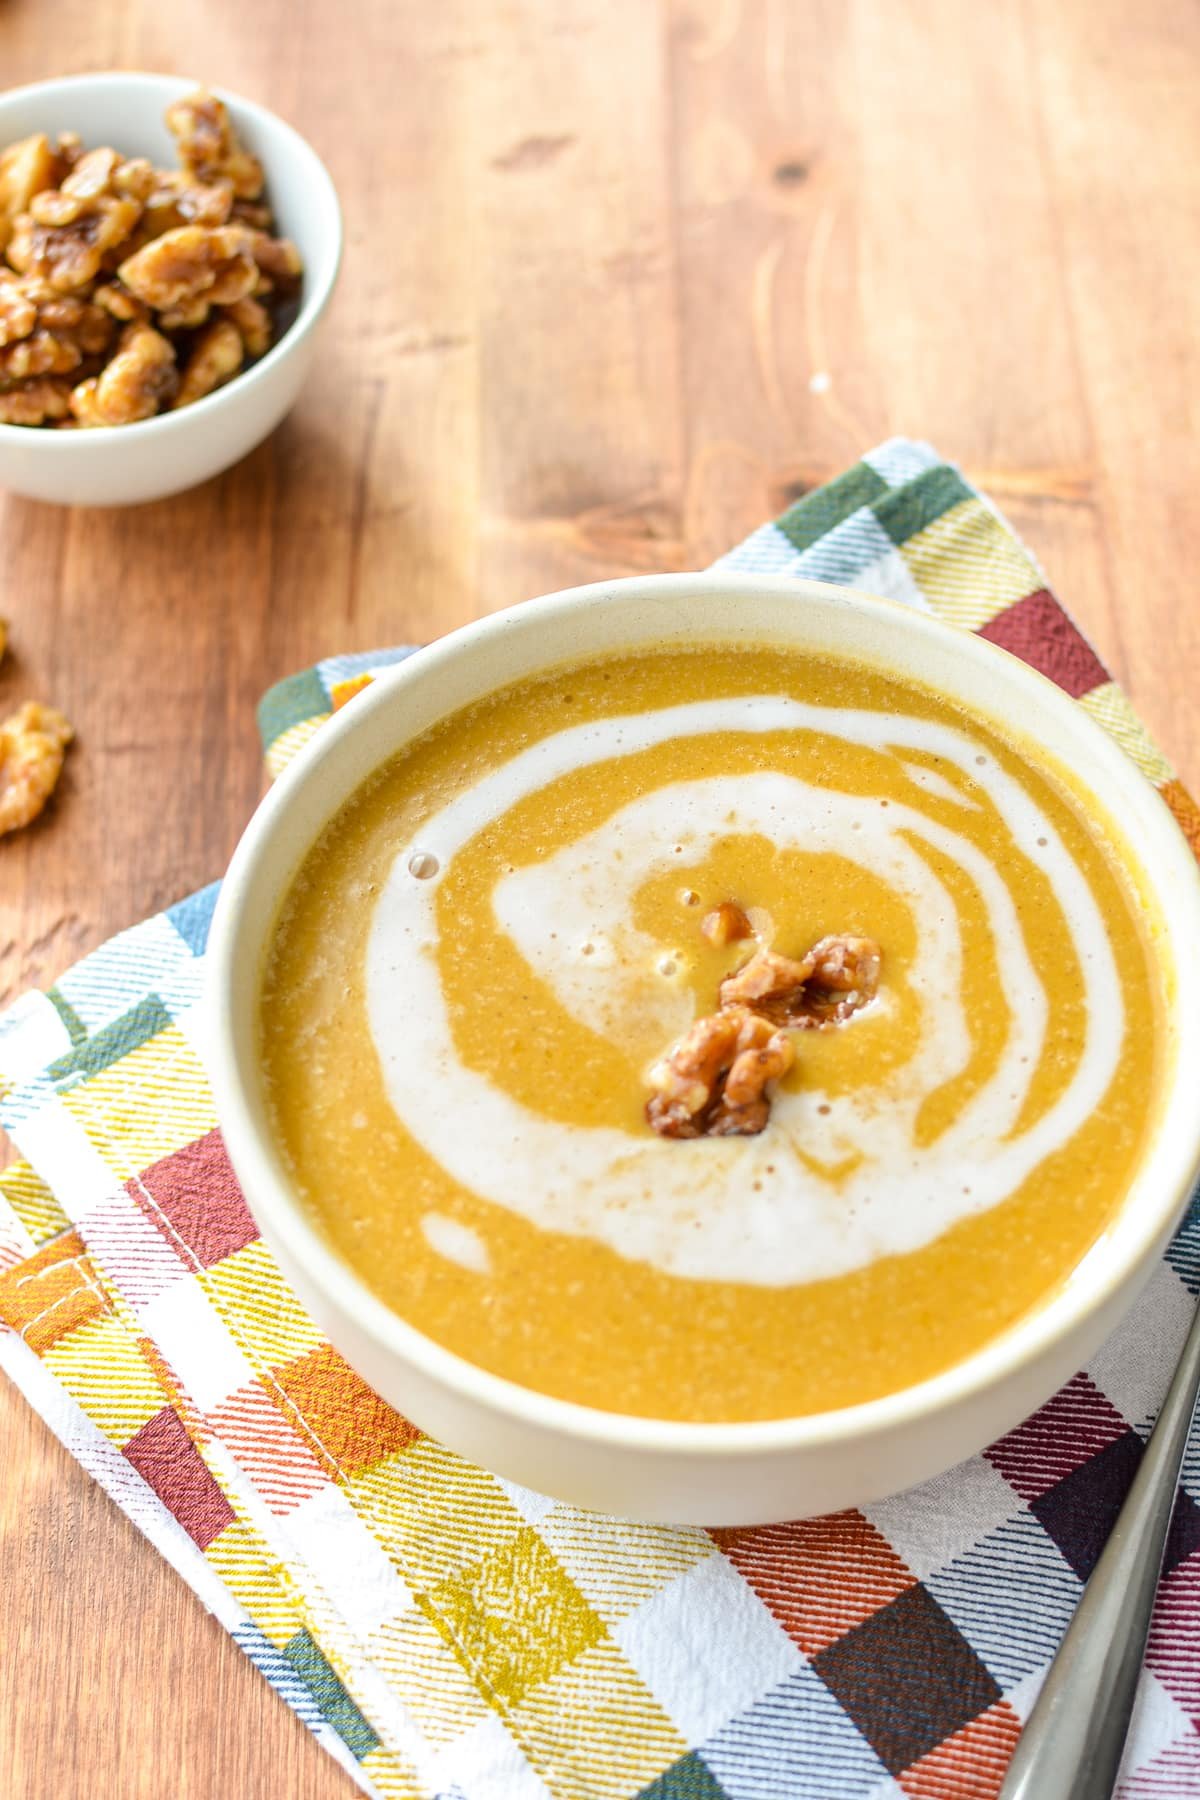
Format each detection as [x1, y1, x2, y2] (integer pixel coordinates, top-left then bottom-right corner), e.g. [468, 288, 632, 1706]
[998, 1278, 1200, 1798]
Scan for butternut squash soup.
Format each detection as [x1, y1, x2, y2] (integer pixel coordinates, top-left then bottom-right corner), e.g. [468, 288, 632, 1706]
[260, 645, 1165, 1423]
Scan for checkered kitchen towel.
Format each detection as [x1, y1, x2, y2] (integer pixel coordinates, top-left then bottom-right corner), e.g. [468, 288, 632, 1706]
[5, 438, 1200, 1800]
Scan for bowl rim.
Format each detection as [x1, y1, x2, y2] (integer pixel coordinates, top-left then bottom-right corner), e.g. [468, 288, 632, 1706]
[207, 572, 1200, 1458]
[0, 69, 343, 442]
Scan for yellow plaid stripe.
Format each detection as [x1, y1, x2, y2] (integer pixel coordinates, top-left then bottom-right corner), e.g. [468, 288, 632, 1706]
[265, 715, 329, 781]
[61, 1028, 216, 1181]
[509, 1637, 686, 1799]
[43, 1314, 168, 1443]
[900, 498, 1044, 630]
[206, 1519, 309, 1650]
[204, 1239, 326, 1369]
[1079, 682, 1176, 785]
[369, 1609, 490, 1746]
[0, 1160, 68, 1247]
[352, 1438, 530, 1592]
[539, 1506, 715, 1625]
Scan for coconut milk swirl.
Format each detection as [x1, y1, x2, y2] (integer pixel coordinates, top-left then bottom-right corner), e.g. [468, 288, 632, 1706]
[366, 698, 1122, 1285]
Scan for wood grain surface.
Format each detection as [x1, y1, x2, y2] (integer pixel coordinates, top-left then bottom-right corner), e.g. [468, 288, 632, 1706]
[2, 1, 1198, 1794]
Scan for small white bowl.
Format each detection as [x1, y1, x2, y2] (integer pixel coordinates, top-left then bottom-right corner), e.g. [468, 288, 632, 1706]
[0, 72, 342, 507]
[208, 576, 1200, 1524]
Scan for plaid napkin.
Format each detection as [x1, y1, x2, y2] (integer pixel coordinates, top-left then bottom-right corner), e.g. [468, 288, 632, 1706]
[4, 438, 1200, 1800]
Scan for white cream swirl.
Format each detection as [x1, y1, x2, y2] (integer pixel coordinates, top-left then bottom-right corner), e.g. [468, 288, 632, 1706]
[365, 699, 1123, 1285]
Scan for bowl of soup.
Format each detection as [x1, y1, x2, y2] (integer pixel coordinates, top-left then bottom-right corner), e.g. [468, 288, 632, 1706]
[206, 575, 1200, 1524]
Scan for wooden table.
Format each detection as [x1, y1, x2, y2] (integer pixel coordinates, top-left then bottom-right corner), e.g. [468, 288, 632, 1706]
[2, 1, 1197, 1792]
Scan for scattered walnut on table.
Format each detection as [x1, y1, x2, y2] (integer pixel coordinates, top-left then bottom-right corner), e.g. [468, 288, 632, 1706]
[165, 89, 264, 199]
[0, 701, 73, 837]
[69, 324, 178, 426]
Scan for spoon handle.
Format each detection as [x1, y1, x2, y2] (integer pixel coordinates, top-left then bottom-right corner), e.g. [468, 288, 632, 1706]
[999, 1289, 1200, 1799]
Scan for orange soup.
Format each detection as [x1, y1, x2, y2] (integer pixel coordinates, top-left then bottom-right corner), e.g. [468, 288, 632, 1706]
[260, 645, 1165, 1422]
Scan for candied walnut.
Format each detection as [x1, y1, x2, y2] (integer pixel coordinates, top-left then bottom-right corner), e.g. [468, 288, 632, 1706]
[37, 292, 113, 351]
[0, 279, 115, 382]
[0, 702, 73, 836]
[112, 158, 156, 203]
[244, 227, 301, 287]
[158, 297, 212, 331]
[0, 286, 114, 380]
[222, 294, 271, 358]
[0, 274, 38, 346]
[131, 179, 186, 246]
[804, 935, 883, 1018]
[0, 376, 72, 424]
[55, 132, 83, 171]
[646, 1006, 795, 1139]
[718, 947, 814, 1019]
[0, 329, 82, 380]
[93, 280, 150, 324]
[58, 145, 120, 199]
[231, 197, 273, 231]
[174, 317, 243, 408]
[175, 178, 234, 226]
[700, 901, 752, 949]
[165, 88, 263, 199]
[44, 145, 156, 208]
[1, 94, 298, 426]
[131, 171, 234, 247]
[711, 1023, 796, 1136]
[117, 224, 257, 310]
[719, 936, 882, 1028]
[69, 325, 177, 426]
[8, 193, 141, 292]
[0, 134, 60, 253]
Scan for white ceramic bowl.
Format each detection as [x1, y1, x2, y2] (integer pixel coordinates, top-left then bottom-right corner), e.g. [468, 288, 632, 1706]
[207, 576, 1200, 1524]
[0, 72, 342, 506]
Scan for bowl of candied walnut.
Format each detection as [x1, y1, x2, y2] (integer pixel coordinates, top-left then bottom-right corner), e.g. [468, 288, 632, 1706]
[0, 72, 342, 506]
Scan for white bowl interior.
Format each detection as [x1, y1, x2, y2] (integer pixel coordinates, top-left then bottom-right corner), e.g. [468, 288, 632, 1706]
[208, 575, 1200, 1459]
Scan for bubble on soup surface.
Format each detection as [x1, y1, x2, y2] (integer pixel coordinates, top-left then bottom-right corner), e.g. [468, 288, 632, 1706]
[408, 849, 439, 880]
